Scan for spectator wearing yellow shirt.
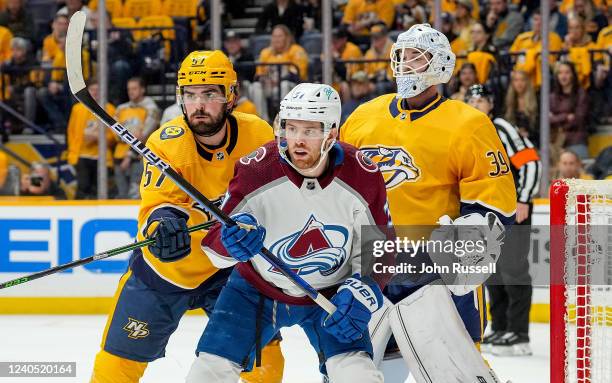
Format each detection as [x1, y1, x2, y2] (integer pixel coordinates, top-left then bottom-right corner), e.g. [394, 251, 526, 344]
[0, 25, 12, 63]
[510, 10, 563, 88]
[37, 35, 90, 133]
[113, 77, 160, 199]
[41, 14, 68, 64]
[253, 24, 308, 117]
[562, 14, 597, 88]
[331, 27, 363, 87]
[0, 149, 7, 192]
[466, 21, 498, 85]
[452, 0, 476, 50]
[341, 0, 395, 36]
[364, 23, 393, 94]
[485, 0, 524, 50]
[234, 96, 258, 116]
[1, 37, 41, 133]
[66, 79, 116, 199]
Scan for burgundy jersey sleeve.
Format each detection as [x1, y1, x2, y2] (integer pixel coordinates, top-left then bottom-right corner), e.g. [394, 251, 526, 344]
[336, 143, 396, 289]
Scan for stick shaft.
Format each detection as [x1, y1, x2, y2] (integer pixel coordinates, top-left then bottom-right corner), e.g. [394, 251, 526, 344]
[65, 11, 335, 314]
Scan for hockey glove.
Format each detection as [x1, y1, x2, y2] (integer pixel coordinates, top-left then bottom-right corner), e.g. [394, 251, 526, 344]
[429, 212, 505, 296]
[221, 213, 266, 262]
[146, 217, 191, 262]
[321, 274, 383, 343]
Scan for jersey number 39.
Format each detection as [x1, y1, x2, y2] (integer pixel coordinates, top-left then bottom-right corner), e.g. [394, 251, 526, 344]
[486, 150, 510, 177]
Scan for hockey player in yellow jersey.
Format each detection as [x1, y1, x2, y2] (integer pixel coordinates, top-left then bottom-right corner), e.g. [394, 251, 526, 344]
[341, 24, 516, 382]
[91, 50, 284, 383]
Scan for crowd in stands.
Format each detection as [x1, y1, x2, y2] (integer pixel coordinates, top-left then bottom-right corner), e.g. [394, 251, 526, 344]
[0, 0, 609, 200]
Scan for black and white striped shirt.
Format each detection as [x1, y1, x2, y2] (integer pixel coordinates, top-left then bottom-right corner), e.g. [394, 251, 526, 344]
[493, 117, 542, 203]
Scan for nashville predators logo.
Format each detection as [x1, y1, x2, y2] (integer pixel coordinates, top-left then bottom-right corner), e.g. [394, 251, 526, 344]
[123, 318, 150, 339]
[160, 126, 185, 140]
[360, 146, 420, 189]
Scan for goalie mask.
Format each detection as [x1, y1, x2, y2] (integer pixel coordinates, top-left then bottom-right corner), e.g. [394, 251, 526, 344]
[277, 83, 341, 177]
[390, 23, 456, 99]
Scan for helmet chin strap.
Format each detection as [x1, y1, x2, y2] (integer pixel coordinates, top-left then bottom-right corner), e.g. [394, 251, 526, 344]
[279, 133, 336, 178]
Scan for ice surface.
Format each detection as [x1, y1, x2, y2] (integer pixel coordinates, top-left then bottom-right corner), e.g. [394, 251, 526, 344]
[0, 315, 549, 382]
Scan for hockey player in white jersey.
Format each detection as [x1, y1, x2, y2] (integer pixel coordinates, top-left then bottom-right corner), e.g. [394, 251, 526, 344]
[185, 83, 394, 383]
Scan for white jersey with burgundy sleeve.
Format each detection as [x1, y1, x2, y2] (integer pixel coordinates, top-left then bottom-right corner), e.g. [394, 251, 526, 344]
[201, 141, 393, 304]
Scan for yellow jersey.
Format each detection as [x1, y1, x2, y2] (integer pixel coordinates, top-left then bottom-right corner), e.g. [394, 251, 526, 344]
[341, 41, 364, 79]
[364, 39, 393, 80]
[256, 44, 309, 81]
[234, 98, 258, 116]
[342, 0, 395, 34]
[340, 93, 517, 230]
[0, 26, 12, 62]
[131, 112, 274, 292]
[566, 42, 597, 89]
[596, 26, 612, 68]
[42, 34, 61, 63]
[66, 102, 116, 166]
[0, 150, 7, 188]
[510, 31, 563, 87]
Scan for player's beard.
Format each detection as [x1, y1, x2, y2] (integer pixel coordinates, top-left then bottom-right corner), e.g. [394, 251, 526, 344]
[187, 108, 229, 137]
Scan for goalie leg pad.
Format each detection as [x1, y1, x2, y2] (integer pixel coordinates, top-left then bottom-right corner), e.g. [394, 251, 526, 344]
[186, 352, 242, 383]
[368, 295, 394, 367]
[325, 351, 384, 383]
[388, 284, 501, 383]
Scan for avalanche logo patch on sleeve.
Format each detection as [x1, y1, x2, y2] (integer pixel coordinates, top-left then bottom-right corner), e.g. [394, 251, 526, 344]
[160, 126, 185, 140]
[356, 150, 379, 173]
[240, 146, 267, 165]
[360, 146, 421, 189]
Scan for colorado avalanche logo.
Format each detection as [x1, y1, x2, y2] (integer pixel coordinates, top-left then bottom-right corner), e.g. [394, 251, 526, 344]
[269, 215, 348, 277]
[240, 146, 267, 165]
[360, 146, 420, 189]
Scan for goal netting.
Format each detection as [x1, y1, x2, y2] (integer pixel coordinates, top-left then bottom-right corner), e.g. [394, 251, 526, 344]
[550, 179, 612, 383]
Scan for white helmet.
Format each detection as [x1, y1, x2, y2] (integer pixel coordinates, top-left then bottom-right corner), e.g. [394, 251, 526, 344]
[277, 83, 341, 177]
[390, 23, 456, 99]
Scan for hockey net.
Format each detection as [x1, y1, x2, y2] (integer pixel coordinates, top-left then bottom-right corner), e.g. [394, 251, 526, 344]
[550, 179, 612, 383]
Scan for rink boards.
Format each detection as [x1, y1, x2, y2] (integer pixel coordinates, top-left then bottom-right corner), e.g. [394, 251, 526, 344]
[0, 199, 552, 320]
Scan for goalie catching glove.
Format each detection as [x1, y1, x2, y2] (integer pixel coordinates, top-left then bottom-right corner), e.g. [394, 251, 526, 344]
[429, 212, 505, 296]
[322, 274, 383, 343]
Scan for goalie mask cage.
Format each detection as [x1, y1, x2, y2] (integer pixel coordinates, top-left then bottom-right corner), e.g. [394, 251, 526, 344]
[550, 179, 612, 383]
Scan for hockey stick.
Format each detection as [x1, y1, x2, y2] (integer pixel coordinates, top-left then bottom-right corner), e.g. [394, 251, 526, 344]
[0, 221, 217, 290]
[65, 11, 336, 314]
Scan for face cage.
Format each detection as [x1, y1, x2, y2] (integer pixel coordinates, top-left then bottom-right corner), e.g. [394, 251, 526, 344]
[390, 45, 434, 77]
[276, 119, 336, 177]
